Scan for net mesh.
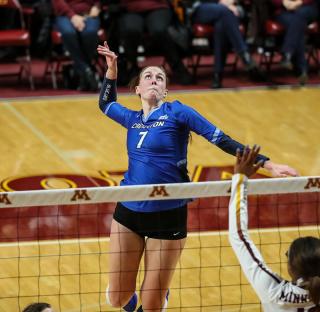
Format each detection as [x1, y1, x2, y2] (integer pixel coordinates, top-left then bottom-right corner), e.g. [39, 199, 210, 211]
[0, 177, 319, 311]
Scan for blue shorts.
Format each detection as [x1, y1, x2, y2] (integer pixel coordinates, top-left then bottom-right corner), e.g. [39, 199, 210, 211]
[113, 202, 188, 240]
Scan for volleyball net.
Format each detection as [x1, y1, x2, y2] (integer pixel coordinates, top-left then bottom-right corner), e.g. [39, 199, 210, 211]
[0, 176, 320, 311]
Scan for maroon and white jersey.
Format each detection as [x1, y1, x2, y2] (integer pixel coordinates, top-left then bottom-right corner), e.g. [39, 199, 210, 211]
[228, 174, 315, 312]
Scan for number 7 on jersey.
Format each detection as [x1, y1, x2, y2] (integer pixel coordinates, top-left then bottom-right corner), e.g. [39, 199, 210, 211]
[137, 131, 148, 148]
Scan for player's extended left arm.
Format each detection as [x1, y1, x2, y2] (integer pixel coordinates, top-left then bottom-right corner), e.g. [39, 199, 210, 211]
[216, 133, 269, 165]
[217, 136, 298, 176]
[178, 103, 269, 165]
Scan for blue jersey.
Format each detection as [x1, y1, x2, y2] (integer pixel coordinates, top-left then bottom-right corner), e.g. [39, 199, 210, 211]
[99, 78, 269, 212]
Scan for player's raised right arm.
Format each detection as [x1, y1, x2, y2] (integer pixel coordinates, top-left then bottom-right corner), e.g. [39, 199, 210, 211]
[97, 42, 133, 128]
[97, 41, 118, 111]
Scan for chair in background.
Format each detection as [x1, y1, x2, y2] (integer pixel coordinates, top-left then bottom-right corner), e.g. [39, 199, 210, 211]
[260, 20, 320, 73]
[190, 23, 245, 78]
[306, 22, 320, 72]
[0, 0, 34, 90]
[43, 28, 106, 89]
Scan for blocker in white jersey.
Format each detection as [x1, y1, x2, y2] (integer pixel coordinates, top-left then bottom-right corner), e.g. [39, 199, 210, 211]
[229, 146, 320, 312]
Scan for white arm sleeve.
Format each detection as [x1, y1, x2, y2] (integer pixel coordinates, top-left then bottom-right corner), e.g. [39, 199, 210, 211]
[228, 174, 283, 302]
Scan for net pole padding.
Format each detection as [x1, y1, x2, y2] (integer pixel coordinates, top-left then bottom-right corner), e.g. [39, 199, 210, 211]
[0, 176, 319, 208]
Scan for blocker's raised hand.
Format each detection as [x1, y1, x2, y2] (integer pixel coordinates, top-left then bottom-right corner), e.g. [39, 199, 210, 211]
[234, 145, 264, 177]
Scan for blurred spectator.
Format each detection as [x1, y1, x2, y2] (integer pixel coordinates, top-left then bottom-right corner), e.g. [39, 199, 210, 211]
[0, 7, 18, 60]
[100, 0, 123, 53]
[21, 0, 53, 57]
[115, 0, 193, 85]
[22, 302, 54, 312]
[272, 0, 318, 83]
[246, 0, 271, 47]
[191, 0, 263, 88]
[0, 1, 49, 61]
[52, 0, 101, 91]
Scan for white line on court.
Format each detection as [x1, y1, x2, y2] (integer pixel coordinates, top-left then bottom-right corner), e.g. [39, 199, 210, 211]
[0, 225, 318, 248]
[3, 101, 82, 172]
[0, 84, 320, 102]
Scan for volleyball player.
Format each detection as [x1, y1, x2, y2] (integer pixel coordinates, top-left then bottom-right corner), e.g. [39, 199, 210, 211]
[97, 41, 298, 312]
[229, 145, 320, 311]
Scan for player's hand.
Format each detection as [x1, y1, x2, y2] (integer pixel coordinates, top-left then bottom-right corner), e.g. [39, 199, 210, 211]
[234, 145, 264, 177]
[97, 41, 118, 79]
[263, 161, 299, 177]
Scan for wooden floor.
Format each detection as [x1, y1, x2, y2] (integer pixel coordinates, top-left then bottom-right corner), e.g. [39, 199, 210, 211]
[0, 87, 320, 311]
[1, 87, 320, 180]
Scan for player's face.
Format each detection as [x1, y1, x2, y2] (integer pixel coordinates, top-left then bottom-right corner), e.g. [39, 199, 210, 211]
[135, 67, 168, 103]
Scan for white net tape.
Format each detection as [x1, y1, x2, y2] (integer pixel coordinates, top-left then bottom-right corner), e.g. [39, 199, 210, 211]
[1, 176, 319, 208]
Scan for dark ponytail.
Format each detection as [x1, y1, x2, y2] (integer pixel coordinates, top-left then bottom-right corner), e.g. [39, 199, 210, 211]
[289, 237, 320, 311]
[306, 276, 320, 312]
[22, 302, 51, 312]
